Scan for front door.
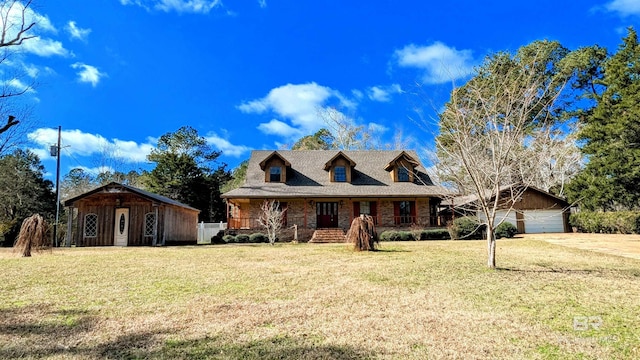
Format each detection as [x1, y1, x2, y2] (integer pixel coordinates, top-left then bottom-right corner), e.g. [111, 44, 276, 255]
[114, 208, 129, 246]
[317, 202, 339, 228]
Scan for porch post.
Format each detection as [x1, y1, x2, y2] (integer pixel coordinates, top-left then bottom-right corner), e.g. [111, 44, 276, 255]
[65, 206, 74, 247]
[152, 205, 159, 246]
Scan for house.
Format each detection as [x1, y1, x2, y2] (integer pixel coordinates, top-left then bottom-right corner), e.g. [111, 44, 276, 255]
[63, 182, 200, 246]
[221, 150, 450, 241]
[441, 185, 570, 233]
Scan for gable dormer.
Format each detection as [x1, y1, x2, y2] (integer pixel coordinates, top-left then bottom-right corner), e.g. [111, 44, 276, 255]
[259, 151, 291, 183]
[323, 151, 356, 183]
[384, 151, 420, 183]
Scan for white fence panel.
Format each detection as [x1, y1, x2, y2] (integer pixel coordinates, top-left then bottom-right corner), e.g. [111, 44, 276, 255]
[197, 222, 227, 244]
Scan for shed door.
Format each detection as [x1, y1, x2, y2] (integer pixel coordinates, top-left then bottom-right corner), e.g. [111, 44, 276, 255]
[114, 208, 129, 246]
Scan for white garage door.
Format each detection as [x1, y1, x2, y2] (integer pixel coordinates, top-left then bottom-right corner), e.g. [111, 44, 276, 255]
[477, 210, 518, 227]
[522, 210, 564, 233]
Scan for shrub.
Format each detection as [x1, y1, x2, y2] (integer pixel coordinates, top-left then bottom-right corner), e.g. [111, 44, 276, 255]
[211, 230, 225, 244]
[450, 217, 484, 240]
[495, 222, 517, 239]
[570, 211, 640, 234]
[379, 231, 400, 241]
[222, 234, 236, 243]
[249, 233, 266, 243]
[236, 234, 250, 243]
[420, 229, 451, 240]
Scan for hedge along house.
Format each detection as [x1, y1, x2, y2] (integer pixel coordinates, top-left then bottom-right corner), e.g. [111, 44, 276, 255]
[63, 182, 200, 246]
[221, 150, 450, 241]
[441, 185, 571, 234]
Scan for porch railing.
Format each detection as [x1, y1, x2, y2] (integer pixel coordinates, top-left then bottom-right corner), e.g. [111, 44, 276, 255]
[227, 215, 438, 229]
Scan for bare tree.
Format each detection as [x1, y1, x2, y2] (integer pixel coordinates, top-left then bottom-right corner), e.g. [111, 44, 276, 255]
[436, 41, 571, 268]
[258, 200, 283, 245]
[317, 107, 374, 150]
[0, 0, 39, 144]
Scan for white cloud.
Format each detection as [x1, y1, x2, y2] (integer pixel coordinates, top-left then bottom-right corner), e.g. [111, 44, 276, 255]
[367, 84, 402, 102]
[395, 42, 475, 84]
[605, 0, 640, 16]
[120, 0, 223, 14]
[205, 133, 252, 157]
[257, 119, 302, 138]
[21, 37, 69, 57]
[0, 78, 34, 93]
[27, 128, 154, 163]
[367, 122, 388, 134]
[0, 2, 68, 57]
[238, 82, 355, 138]
[71, 62, 106, 87]
[66, 21, 91, 41]
[258, 0, 267, 8]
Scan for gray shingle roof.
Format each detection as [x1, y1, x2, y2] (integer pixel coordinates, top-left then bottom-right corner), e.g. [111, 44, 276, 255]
[64, 182, 200, 212]
[222, 150, 451, 199]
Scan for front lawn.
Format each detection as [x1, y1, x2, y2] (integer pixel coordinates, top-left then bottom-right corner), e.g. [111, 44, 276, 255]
[1, 239, 638, 359]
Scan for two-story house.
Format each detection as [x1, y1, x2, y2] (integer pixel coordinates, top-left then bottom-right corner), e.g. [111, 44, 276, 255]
[221, 150, 450, 241]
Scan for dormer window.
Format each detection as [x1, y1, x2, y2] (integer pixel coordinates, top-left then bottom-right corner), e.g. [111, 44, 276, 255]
[269, 166, 282, 182]
[259, 151, 290, 183]
[384, 151, 420, 183]
[324, 151, 356, 183]
[397, 166, 410, 182]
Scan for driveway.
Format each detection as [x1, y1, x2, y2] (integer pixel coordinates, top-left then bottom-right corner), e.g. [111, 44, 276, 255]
[521, 233, 640, 260]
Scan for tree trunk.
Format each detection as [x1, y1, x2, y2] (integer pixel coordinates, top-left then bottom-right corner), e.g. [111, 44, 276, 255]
[486, 227, 496, 269]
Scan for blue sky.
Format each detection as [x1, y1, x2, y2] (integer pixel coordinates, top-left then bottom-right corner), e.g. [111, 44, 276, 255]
[7, 0, 640, 178]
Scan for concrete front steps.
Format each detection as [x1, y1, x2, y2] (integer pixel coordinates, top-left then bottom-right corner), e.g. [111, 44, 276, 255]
[309, 228, 347, 243]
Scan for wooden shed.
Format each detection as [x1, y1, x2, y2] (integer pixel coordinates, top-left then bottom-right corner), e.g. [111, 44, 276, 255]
[63, 182, 200, 246]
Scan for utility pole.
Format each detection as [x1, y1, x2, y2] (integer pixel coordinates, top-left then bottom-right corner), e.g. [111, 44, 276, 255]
[51, 126, 61, 247]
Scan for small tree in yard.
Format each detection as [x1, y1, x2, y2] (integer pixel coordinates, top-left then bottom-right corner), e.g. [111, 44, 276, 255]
[258, 200, 283, 245]
[13, 214, 49, 257]
[347, 215, 379, 251]
[436, 40, 574, 268]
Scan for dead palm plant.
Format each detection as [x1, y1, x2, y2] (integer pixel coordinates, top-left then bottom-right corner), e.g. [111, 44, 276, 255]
[347, 214, 379, 251]
[13, 214, 50, 257]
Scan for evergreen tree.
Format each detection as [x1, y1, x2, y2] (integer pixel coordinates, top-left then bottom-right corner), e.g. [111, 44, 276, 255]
[141, 126, 231, 222]
[567, 28, 640, 211]
[0, 150, 56, 246]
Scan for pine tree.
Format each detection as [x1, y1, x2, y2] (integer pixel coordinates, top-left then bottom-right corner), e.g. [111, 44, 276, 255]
[567, 28, 640, 211]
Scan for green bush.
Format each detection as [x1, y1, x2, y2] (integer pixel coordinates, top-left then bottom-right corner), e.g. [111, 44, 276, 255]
[222, 234, 236, 243]
[211, 230, 225, 244]
[379, 231, 404, 241]
[570, 211, 640, 234]
[236, 234, 250, 243]
[420, 229, 451, 240]
[450, 217, 484, 240]
[495, 222, 517, 239]
[249, 233, 266, 243]
[380, 229, 450, 241]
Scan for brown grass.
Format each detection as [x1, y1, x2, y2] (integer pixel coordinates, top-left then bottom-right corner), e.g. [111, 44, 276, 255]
[0, 238, 638, 359]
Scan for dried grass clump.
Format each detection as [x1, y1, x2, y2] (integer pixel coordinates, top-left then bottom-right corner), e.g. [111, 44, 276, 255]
[13, 214, 50, 257]
[347, 214, 379, 251]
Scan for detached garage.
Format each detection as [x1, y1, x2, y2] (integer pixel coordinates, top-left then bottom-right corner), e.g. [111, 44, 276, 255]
[448, 186, 570, 234]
